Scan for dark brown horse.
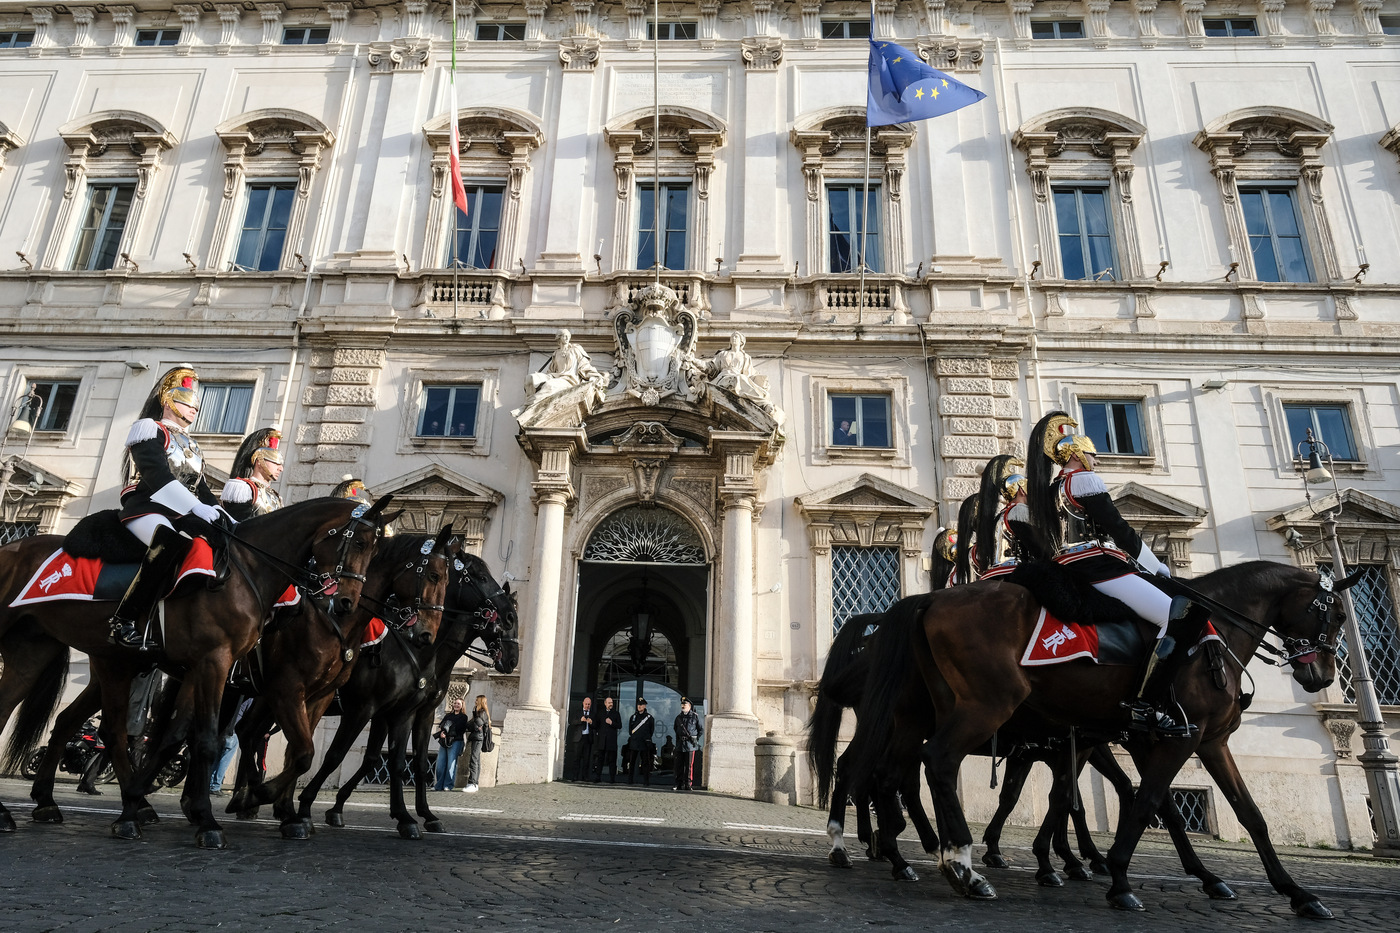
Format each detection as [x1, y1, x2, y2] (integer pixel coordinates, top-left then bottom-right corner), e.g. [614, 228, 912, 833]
[0, 497, 392, 847]
[847, 561, 1349, 917]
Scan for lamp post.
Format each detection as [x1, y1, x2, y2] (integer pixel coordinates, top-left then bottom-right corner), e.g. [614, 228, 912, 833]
[1298, 428, 1400, 855]
[0, 387, 42, 512]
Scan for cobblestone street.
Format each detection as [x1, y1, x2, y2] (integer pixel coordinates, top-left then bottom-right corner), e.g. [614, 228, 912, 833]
[1, 777, 1396, 932]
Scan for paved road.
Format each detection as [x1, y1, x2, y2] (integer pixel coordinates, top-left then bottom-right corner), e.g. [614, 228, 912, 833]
[1, 777, 1396, 932]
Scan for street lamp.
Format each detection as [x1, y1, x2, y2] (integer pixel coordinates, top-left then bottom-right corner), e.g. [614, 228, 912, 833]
[0, 386, 43, 512]
[1297, 428, 1400, 855]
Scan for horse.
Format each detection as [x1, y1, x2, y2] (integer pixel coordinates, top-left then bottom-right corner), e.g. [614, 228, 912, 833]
[0, 496, 393, 847]
[295, 552, 518, 838]
[223, 525, 458, 838]
[847, 560, 1351, 916]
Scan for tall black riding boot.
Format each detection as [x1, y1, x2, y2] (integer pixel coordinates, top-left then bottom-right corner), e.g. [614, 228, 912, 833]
[108, 525, 191, 649]
[1124, 597, 1210, 737]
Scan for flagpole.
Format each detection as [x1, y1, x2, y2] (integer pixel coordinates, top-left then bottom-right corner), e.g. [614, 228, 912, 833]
[859, 3, 875, 326]
[451, 0, 459, 320]
[652, 0, 661, 285]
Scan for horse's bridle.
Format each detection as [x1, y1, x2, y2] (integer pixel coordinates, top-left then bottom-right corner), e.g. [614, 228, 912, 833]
[373, 539, 452, 631]
[306, 506, 383, 600]
[1279, 575, 1343, 666]
[443, 562, 516, 667]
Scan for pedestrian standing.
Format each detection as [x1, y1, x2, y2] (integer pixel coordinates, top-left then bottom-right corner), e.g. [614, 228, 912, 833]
[573, 696, 594, 782]
[625, 698, 655, 786]
[461, 695, 491, 793]
[434, 698, 470, 791]
[673, 698, 703, 791]
[594, 695, 622, 783]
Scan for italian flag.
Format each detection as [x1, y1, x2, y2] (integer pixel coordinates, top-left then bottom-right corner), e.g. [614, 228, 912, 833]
[449, 3, 468, 215]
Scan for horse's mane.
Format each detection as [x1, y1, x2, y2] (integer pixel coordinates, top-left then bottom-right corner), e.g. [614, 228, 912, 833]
[235, 496, 349, 534]
[454, 551, 493, 580]
[1192, 559, 1312, 594]
[372, 532, 435, 567]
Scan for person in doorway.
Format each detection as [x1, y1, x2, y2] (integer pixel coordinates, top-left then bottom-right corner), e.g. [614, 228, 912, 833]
[573, 696, 594, 782]
[461, 695, 491, 793]
[659, 735, 675, 772]
[434, 698, 470, 791]
[625, 698, 655, 786]
[593, 696, 622, 783]
[673, 698, 703, 792]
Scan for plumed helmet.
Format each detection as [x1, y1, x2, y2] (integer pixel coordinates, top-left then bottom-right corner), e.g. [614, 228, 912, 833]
[331, 476, 371, 502]
[140, 365, 200, 420]
[1000, 458, 1028, 501]
[933, 527, 957, 562]
[232, 427, 282, 478]
[1040, 412, 1097, 468]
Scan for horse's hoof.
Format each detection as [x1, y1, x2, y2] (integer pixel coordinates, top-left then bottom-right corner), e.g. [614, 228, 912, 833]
[829, 849, 854, 869]
[967, 877, 998, 900]
[1, 811, 17, 832]
[1107, 891, 1145, 911]
[196, 829, 227, 849]
[1090, 859, 1111, 876]
[940, 861, 989, 898]
[302, 817, 316, 836]
[1065, 864, 1094, 882]
[424, 819, 446, 834]
[31, 805, 64, 824]
[280, 821, 311, 841]
[981, 853, 1010, 869]
[892, 865, 919, 882]
[1293, 899, 1332, 920]
[1036, 870, 1064, 887]
[1203, 880, 1237, 900]
[397, 822, 422, 840]
[325, 810, 344, 828]
[136, 806, 159, 826]
[111, 820, 142, 840]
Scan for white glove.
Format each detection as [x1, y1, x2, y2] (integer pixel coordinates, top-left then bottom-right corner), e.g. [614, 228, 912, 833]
[1135, 541, 1169, 577]
[190, 502, 222, 524]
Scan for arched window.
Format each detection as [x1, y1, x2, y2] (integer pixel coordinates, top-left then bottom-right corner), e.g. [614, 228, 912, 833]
[44, 111, 176, 271]
[209, 109, 335, 272]
[1012, 108, 1147, 282]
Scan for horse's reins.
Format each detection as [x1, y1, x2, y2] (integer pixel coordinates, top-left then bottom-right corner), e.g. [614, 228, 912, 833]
[1154, 573, 1339, 669]
[356, 539, 453, 631]
[440, 565, 514, 667]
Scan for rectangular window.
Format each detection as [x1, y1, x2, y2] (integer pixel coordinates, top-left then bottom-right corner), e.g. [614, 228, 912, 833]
[1322, 564, 1400, 706]
[1284, 403, 1358, 462]
[71, 183, 135, 272]
[646, 21, 698, 40]
[134, 28, 181, 46]
[447, 185, 504, 269]
[1239, 186, 1312, 283]
[1080, 399, 1147, 455]
[417, 385, 481, 438]
[192, 383, 255, 435]
[1382, 15, 1400, 35]
[821, 20, 872, 39]
[1031, 21, 1085, 39]
[475, 22, 526, 40]
[827, 183, 880, 274]
[21, 381, 81, 432]
[636, 183, 690, 271]
[830, 394, 892, 449]
[282, 26, 331, 44]
[0, 31, 35, 48]
[233, 183, 296, 272]
[832, 545, 901, 634]
[1202, 18, 1259, 37]
[1053, 186, 1116, 281]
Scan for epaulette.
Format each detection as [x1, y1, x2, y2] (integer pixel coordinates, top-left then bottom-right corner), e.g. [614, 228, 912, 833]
[220, 478, 254, 504]
[126, 418, 165, 448]
[1067, 470, 1109, 497]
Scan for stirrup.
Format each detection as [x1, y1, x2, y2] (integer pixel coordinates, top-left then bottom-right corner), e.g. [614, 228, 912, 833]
[108, 618, 151, 650]
[1123, 700, 1195, 738]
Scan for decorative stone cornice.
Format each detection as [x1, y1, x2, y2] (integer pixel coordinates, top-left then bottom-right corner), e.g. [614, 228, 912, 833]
[1133, 0, 1159, 48]
[215, 4, 242, 51]
[69, 6, 95, 57]
[108, 6, 135, 55]
[367, 37, 432, 72]
[173, 5, 202, 55]
[740, 36, 783, 70]
[558, 35, 600, 71]
[255, 2, 285, 52]
[916, 37, 984, 74]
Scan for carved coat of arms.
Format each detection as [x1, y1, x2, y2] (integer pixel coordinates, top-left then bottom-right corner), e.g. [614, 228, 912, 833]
[611, 283, 703, 406]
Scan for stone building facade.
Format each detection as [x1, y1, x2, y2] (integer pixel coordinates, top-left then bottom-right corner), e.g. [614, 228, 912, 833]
[1, 0, 1399, 846]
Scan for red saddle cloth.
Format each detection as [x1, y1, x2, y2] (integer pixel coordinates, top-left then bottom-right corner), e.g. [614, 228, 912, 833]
[361, 617, 388, 648]
[1021, 608, 1101, 666]
[11, 540, 217, 607]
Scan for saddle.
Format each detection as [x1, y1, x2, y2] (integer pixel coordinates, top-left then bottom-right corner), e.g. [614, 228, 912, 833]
[63, 509, 231, 586]
[998, 560, 1150, 667]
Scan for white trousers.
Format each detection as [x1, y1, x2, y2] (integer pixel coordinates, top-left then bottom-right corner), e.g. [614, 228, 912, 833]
[124, 513, 174, 547]
[1091, 573, 1172, 633]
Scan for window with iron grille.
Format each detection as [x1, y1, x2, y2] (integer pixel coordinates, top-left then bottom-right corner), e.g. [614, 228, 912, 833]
[192, 383, 255, 435]
[832, 546, 901, 634]
[362, 753, 421, 786]
[1321, 564, 1400, 706]
[0, 522, 39, 546]
[1148, 788, 1212, 834]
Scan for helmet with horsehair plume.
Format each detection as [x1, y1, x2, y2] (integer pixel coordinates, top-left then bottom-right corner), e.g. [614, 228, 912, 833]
[933, 526, 957, 563]
[332, 476, 371, 503]
[139, 365, 200, 420]
[1041, 412, 1097, 469]
[953, 491, 980, 583]
[1027, 410, 1095, 551]
[232, 427, 283, 479]
[975, 455, 1022, 573]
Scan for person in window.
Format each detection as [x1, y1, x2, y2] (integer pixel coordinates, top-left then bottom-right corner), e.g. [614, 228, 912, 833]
[1026, 411, 1210, 738]
[220, 427, 285, 521]
[834, 419, 858, 446]
[107, 366, 229, 648]
[451, 421, 471, 437]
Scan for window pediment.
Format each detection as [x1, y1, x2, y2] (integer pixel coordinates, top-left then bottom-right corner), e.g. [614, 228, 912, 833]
[374, 464, 504, 554]
[796, 473, 936, 553]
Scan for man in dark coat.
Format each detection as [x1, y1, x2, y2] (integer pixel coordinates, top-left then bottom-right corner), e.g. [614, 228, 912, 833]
[572, 696, 594, 782]
[593, 696, 622, 783]
[672, 698, 703, 792]
[625, 698, 655, 785]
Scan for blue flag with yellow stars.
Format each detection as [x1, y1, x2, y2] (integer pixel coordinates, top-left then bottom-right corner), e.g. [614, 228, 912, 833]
[867, 38, 986, 127]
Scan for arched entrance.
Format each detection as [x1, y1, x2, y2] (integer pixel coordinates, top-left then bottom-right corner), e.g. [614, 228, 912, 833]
[565, 504, 709, 784]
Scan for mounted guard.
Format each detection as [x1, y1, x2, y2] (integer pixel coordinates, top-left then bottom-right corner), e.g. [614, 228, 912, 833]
[1026, 411, 1210, 737]
[221, 428, 285, 521]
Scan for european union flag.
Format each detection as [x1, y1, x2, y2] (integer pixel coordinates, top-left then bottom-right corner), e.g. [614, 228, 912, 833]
[867, 38, 986, 127]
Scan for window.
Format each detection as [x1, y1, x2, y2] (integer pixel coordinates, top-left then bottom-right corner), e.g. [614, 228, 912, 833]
[417, 385, 480, 438]
[192, 383, 255, 435]
[20, 381, 80, 433]
[475, 22, 526, 40]
[827, 184, 880, 273]
[646, 21, 697, 40]
[0, 521, 39, 546]
[1382, 15, 1400, 35]
[637, 183, 689, 271]
[1080, 400, 1147, 456]
[1322, 564, 1400, 706]
[1031, 21, 1085, 39]
[830, 394, 891, 448]
[821, 20, 871, 39]
[1239, 186, 1311, 283]
[233, 183, 295, 272]
[1283, 403, 1357, 462]
[832, 546, 901, 634]
[1202, 18, 1258, 37]
[448, 185, 504, 269]
[71, 183, 135, 272]
[1053, 186, 1116, 281]
[0, 31, 34, 48]
[1148, 789, 1212, 834]
[282, 26, 330, 44]
[134, 28, 181, 46]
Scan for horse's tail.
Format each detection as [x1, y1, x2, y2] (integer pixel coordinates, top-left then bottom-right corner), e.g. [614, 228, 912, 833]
[809, 612, 880, 808]
[2, 642, 70, 773]
[844, 592, 932, 798]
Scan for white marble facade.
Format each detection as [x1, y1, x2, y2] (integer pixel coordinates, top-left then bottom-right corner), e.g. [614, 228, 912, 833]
[1, 0, 1399, 847]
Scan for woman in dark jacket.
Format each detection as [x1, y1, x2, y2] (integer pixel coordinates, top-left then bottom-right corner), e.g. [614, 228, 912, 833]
[462, 695, 491, 792]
